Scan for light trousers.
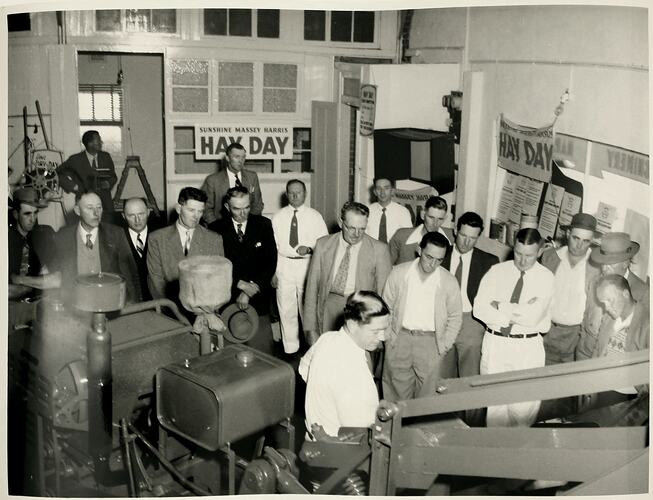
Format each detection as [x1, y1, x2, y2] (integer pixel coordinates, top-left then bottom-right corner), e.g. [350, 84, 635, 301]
[276, 258, 310, 353]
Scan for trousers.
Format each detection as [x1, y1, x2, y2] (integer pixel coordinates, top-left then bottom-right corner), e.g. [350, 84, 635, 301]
[276, 258, 310, 353]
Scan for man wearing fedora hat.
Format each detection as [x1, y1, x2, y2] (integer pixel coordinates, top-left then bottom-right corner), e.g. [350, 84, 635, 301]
[540, 213, 600, 365]
[577, 232, 649, 361]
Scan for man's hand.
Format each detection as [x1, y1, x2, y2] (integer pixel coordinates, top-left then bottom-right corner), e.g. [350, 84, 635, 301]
[305, 330, 319, 346]
[296, 245, 311, 256]
[236, 292, 250, 310]
[237, 280, 260, 297]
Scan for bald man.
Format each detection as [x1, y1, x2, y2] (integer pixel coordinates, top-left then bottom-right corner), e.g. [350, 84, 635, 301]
[122, 197, 152, 301]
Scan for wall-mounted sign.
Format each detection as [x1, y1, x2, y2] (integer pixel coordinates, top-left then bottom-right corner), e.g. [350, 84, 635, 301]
[394, 184, 438, 225]
[498, 114, 554, 183]
[359, 84, 377, 137]
[589, 142, 649, 185]
[194, 125, 292, 160]
[553, 133, 587, 173]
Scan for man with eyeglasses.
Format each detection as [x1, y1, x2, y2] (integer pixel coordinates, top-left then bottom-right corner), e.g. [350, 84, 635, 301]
[304, 201, 392, 346]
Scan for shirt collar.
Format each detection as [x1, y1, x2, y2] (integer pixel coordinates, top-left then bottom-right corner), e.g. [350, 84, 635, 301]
[176, 221, 195, 240]
[78, 224, 99, 241]
[128, 226, 148, 240]
[339, 233, 362, 249]
[85, 150, 97, 164]
[232, 218, 247, 232]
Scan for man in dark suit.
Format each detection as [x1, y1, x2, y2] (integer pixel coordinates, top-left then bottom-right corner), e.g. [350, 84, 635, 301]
[442, 211, 499, 424]
[211, 186, 277, 355]
[57, 130, 117, 219]
[122, 197, 152, 302]
[52, 190, 140, 303]
[201, 142, 264, 224]
[147, 187, 224, 305]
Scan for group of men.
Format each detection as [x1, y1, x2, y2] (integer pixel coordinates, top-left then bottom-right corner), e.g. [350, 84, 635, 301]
[9, 132, 649, 438]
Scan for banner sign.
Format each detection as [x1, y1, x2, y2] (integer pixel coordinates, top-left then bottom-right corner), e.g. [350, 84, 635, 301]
[589, 142, 649, 185]
[553, 133, 587, 173]
[359, 84, 377, 137]
[195, 124, 292, 160]
[498, 114, 554, 183]
[394, 185, 439, 225]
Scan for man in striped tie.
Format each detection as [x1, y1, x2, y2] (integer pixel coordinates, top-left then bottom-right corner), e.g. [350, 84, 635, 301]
[122, 197, 153, 301]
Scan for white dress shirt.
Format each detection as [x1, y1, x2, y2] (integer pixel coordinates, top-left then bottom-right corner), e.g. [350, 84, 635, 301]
[77, 225, 99, 246]
[85, 150, 98, 167]
[405, 224, 451, 245]
[449, 247, 474, 313]
[402, 260, 441, 331]
[128, 227, 148, 252]
[272, 204, 328, 259]
[176, 222, 196, 251]
[231, 218, 248, 235]
[331, 235, 362, 296]
[226, 168, 241, 188]
[474, 260, 554, 335]
[366, 201, 413, 241]
[550, 246, 589, 325]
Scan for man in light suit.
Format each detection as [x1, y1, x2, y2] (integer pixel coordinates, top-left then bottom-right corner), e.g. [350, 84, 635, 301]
[388, 196, 454, 265]
[147, 187, 224, 305]
[53, 190, 139, 304]
[201, 143, 264, 224]
[122, 197, 152, 302]
[304, 201, 392, 346]
[57, 130, 117, 218]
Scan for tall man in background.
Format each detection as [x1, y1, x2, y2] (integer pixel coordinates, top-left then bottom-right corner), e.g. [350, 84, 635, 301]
[365, 177, 412, 243]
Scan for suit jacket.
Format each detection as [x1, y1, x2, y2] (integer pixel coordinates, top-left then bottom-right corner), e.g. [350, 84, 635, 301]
[383, 261, 463, 355]
[57, 150, 117, 212]
[122, 225, 151, 301]
[147, 224, 224, 302]
[304, 233, 392, 334]
[8, 224, 57, 279]
[442, 246, 499, 306]
[201, 168, 264, 224]
[212, 215, 277, 314]
[53, 223, 140, 303]
[389, 226, 454, 265]
[592, 300, 649, 359]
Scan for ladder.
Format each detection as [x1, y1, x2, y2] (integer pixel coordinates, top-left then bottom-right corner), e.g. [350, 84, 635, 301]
[112, 155, 161, 217]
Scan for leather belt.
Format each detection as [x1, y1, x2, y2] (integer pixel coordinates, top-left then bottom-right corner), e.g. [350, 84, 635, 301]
[284, 256, 308, 260]
[401, 328, 436, 337]
[551, 321, 580, 328]
[486, 327, 539, 339]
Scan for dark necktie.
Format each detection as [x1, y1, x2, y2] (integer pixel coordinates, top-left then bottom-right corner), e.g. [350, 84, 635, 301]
[237, 223, 244, 242]
[86, 233, 94, 250]
[378, 208, 387, 243]
[289, 210, 299, 248]
[136, 233, 145, 257]
[92, 157, 97, 170]
[235, 174, 243, 188]
[500, 271, 525, 335]
[183, 230, 191, 256]
[454, 257, 463, 285]
[331, 244, 351, 295]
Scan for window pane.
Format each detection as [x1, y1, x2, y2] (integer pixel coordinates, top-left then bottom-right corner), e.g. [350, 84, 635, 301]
[8, 13, 31, 32]
[304, 10, 325, 41]
[218, 62, 253, 87]
[204, 9, 227, 35]
[96, 10, 121, 31]
[331, 11, 352, 42]
[263, 89, 296, 113]
[174, 152, 216, 175]
[174, 127, 195, 150]
[293, 128, 311, 150]
[263, 64, 297, 88]
[125, 9, 151, 32]
[218, 88, 253, 112]
[152, 9, 176, 33]
[170, 59, 208, 86]
[229, 9, 251, 36]
[353, 11, 374, 42]
[257, 9, 279, 38]
[173, 88, 209, 112]
[78, 92, 94, 121]
[281, 152, 311, 173]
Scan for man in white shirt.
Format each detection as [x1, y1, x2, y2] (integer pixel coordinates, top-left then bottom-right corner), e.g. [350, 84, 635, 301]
[272, 180, 328, 354]
[366, 177, 413, 243]
[474, 228, 554, 427]
[540, 213, 599, 364]
[382, 231, 462, 401]
[300, 290, 390, 438]
[388, 195, 454, 264]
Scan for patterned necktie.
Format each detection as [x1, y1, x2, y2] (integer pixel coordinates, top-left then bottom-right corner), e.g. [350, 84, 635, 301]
[237, 223, 244, 242]
[378, 208, 388, 243]
[289, 210, 299, 248]
[86, 233, 94, 250]
[454, 257, 463, 285]
[136, 233, 145, 257]
[184, 230, 191, 256]
[500, 271, 525, 335]
[20, 239, 30, 275]
[92, 157, 97, 170]
[235, 174, 243, 188]
[331, 244, 351, 296]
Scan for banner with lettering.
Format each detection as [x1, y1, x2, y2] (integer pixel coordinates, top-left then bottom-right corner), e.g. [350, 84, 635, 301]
[195, 124, 292, 160]
[394, 184, 439, 225]
[498, 114, 554, 183]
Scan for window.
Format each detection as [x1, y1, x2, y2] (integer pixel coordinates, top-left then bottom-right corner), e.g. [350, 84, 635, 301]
[78, 84, 124, 159]
[282, 129, 312, 173]
[8, 13, 30, 32]
[96, 9, 176, 33]
[304, 10, 374, 43]
[204, 9, 279, 38]
[173, 127, 216, 175]
[170, 59, 209, 113]
[218, 62, 254, 112]
[263, 64, 297, 113]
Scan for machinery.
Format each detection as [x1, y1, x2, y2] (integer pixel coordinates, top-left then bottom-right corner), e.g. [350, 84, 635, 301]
[8, 270, 649, 496]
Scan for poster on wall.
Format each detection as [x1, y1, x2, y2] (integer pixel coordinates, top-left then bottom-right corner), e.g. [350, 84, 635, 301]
[496, 171, 519, 223]
[556, 191, 583, 239]
[194, 124, 293, 160]
[507, 175, 544, 228]
[595, 202, 618, 234]
[538, 184, 565, 240]
[359, 84, 377, 137]
[497, 114, 554, 183]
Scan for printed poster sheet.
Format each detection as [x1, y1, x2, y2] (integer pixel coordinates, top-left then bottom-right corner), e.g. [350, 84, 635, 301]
[538, 184, 565, 240]
[556, 191, 582, 239]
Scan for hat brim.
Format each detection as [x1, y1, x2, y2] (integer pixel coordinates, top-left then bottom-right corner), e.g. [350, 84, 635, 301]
[220, 303, 259, 344]
[559, 224, 601, 237]
[590, 242, 640, 264]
